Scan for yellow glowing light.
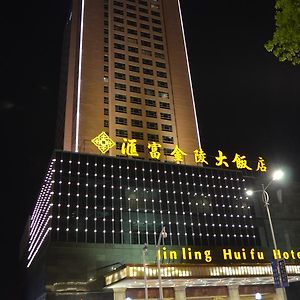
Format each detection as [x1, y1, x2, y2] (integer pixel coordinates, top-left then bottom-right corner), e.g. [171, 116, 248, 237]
[171, 146, 187, 162]
[148, 142, 161, 159]
[232, 153, 252, 170]
[194, 148, 208, 164]
[91, 131, 115, 154]
[215, 150, 229, 167]
[121, 138, 139, 157]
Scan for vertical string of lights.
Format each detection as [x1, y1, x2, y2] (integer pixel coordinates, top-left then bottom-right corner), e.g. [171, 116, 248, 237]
[177, 168, 188, 245]
[156, 166, 164, 241]
[64, 156, 70, 241]
[102, 162, 106, 243]
[150, 166, 157, 245]
[184, 167, 195, 245]
[111, 164, 115, 244]
[222, 172, 233, 245]
[193, 168, 202, 246]
[94, 159, 98, 243]
[134, 164, 140, 244]
[76, 157, 81, 241]
[85, 159, 89, 242]
[56, 158, 62, 241]
[170, 167, 180, 245]
[210, 171, 218, 245]
[164, 167, 172, 246]
[118, 164, 124, 244]
[126, 164, 132, 244]
[216, 173, 225, 245]
[142, 165, 149, 245]
[203, 171, 210, 244]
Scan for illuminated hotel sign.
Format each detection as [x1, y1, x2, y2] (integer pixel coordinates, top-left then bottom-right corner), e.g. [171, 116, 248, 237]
[158, 247, 300, 263]
[91, 132, 267, 172]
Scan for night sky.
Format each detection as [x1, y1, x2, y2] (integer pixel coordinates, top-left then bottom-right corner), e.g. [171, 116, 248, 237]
[2, 1, 300, 298]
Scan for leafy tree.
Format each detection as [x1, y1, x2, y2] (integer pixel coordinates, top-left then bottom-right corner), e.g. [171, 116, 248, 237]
[265, 0, 300, 65]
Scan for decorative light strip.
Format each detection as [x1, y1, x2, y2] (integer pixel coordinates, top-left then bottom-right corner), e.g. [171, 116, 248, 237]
[75, 0, 85, 152]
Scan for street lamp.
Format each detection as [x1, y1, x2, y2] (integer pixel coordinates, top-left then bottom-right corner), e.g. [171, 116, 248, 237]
[246, 169, 287, 300]
[156, 226, 167, 300]
[142, 243, 148, 300]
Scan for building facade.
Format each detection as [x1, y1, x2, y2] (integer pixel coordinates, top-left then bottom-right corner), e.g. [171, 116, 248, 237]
[58, 0, 200, 165]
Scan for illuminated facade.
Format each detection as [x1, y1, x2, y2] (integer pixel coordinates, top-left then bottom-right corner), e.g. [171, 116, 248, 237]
[57, 0, 200, 165]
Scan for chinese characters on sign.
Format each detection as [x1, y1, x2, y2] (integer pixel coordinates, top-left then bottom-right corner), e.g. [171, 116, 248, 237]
[91, 132, 267, 172]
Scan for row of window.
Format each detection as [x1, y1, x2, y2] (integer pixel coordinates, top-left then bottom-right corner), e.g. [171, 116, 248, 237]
[113, 7, 160, 18]
[110, 119, 172, 131]
[113, 109, 171, 119]
[114, 37, 164, 51]
[114, 95, 170, 109]
[114, 17, 162, 33]
[114, 60, 166, 69]
[114, 76, 167, 88]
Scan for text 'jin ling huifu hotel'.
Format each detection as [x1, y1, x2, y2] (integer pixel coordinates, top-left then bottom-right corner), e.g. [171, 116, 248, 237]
[22, 0, 300, 300]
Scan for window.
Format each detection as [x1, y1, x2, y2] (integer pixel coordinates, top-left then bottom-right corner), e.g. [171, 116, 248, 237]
[104, 75, 109, 82]
[128, 28, 137, 35]
[144, 78, 154, 85]
[114, 43, 125, 50]
[159, 91, 169, 98]
[104, 54, 109, 62]
[140, 23, 150, 30]
[132, 132, 144, 140]
[145, 99, 156, 107]
[104, 46, 108, 52]
[115, 105, 127, 113]
[158, 81, 168, 88]
[141, 40, 151, 47]
[129, 65, 140, 72]
[114, 1, 123, 7]
[151, 11, 160, 17]
[154, 43, 164, 50]
[114, 9, 124, 15]
[160, 113, 171, 120]
[143, 68, 153, 75]
[144, 88, 155, 96]
[114, 17, 124, 23]
[127, 20, 137, 27]
[139, 7, 148, 13]
[164, 148, 173, 156]
[127, 4, 136, 10]
[130, 86, 141, 93]
[142, 49, 152, 56]
[148, 133, 159, 142]
[114, 53, 125, 59]
[147, 122, 158, 130]
[131, 119, 143, 127]
[104, 120, 109, 127]
[128, 37, 138, 44]
[130, 75, 140, 83]
[130, 96, 142, 104]
[114, 24, 124, 32]
[104, 86, 109, 93]
[157, 71, 167, 78]
[114, 34, 125, 41]
[141, 32, 150, 38]
[104, 108, 109, 115]
[163, 136, 174, 144]
[116, 142, 122, 150]
[116, 129, 128, 137]
[153, 35, 163, 41]
[115, 83, 126, 91]
[160, 101, 170, 109]
[116, 117, 127, 125]
[152, 18, 161, 25]
[129, 56, 139, 62]
[153, 26, 162, 33]
[140, 15, 149, 21]
[136, 144, 145, 152]
[115, 72, 126, 80]
[151, 4, 159, 9]
[155, 52, 165, 59]
[104, 96, 109, 104]
[128, 46, 138, 53]
[139, 0, 147, 6]
[104, 65, 109, 72]
[146, 110, 157, 118]
[142, 58, 153, 65]
[162, 124, 172, 132]
[131, 107, 142, 115]
[115, 94, 127, 102]
[156, 62, 166, 68]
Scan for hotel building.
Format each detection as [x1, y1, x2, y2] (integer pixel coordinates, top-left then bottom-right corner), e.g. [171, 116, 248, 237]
[23, 0, 300, 299]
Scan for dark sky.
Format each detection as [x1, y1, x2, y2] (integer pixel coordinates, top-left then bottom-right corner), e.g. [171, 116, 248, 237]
[2, 1, 300, 298]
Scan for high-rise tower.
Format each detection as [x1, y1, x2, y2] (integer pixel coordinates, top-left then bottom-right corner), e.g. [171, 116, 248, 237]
[59, 0, 200, 165]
